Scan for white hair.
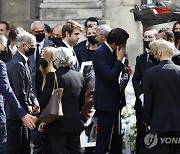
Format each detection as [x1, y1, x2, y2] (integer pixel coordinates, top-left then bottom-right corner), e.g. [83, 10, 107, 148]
[54, 47, 76, 68]
[149, 39, 174, 56]
[98, 24, 111, 37]
[30, 21, 45, 31]
[0, 34, 7, 47]
[15, 32, 36, 48]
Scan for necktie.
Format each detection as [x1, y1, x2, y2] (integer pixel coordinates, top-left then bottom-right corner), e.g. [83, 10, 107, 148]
[36, 44, 40, 68]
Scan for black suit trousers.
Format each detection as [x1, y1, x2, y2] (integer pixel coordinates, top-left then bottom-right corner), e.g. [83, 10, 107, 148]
[7, 120, 30, 154]
[95, 110, 120, 154]
[49, 131, 81, 154]
[135, 105, 146, 154]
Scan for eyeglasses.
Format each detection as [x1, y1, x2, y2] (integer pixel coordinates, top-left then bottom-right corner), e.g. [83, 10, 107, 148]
[143, 35, 154, 39]
[24, 44, 35, 49]
[33, 30, 45, 34]
[154, 52, 158, 56]
[150, 51, 158, 56]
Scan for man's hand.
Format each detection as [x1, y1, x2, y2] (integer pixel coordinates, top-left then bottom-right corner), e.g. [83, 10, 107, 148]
[116, 45, 126, 61]
[31, 116, 38, 124]
[21, 114, 36, 130]
[38, 122, 46, 133]
[32, 105, 40, 114]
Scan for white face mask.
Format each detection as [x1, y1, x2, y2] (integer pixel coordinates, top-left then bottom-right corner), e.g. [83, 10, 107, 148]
[11, 45, 17, 55]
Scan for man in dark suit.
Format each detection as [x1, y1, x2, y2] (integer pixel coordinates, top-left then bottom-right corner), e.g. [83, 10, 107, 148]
[0, 33, 36, 154]
[132, 28, 157, 154]
[93, 28, 129, 154]
[6, 32, 40, 154]
[29, 21, 54, 154]
[29, 21, 54, 99]
[0, 21, 11, 63]
[57, 20, 82, 71]
[143, 39, 180, 153]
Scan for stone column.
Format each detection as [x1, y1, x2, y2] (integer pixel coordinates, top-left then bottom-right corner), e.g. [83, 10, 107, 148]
[0, 0, 31, 30]
[39, 0, 103, 27]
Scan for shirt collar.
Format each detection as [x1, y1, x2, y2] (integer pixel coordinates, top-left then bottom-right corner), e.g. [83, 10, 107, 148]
[36, 40, 44, 48]
[104, 41, 113, 53]
[62, 40, 74, 51]
[18, 50, 28, 62]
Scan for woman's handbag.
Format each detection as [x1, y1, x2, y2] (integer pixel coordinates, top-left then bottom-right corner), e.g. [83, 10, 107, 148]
[39, 73, 64, 124]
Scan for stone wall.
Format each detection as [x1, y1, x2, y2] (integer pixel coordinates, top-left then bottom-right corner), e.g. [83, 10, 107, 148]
[0, 0, 31, 30]
[104, 0, 143, 66]
[0, 0, 180, 65]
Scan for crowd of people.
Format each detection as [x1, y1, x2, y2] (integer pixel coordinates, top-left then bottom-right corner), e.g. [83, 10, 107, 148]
[0, 17, 180, 154]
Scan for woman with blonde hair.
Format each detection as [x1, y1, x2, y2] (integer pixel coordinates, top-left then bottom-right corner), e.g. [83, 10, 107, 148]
[39, 46, 56, 90]
[38, 46, 56, 154]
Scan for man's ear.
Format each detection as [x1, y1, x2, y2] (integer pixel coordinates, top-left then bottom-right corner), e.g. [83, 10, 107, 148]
[65, 31, 69, 37]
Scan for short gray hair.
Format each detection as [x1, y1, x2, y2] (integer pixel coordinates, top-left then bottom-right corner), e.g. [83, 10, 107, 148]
[54, 47, 76, 68]
[98, 24, 111, 37]
[30, 21, 45, 31]
[149, 39, 174, 56]
[0, 34, 7, 47]
[15, 32, 36, 48]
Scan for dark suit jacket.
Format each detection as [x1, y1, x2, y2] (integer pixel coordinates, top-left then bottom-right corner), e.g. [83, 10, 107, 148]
[6, 52, 38, 120]
[57, 41, 80, 71]
[0, 47, 12, 63]
[132, 51, 156, 110]
[28, 39, 54, 98]
[172, 48, 180, 65]
[92, 43, 125, 111]
[74, 40, 87, 50]
[144, 60, 180, 132]
[0, 60, 26, 123]
[46, 67, 84, 133]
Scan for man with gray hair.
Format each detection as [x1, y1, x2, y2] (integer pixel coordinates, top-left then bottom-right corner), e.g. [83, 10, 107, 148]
[96, 24, 111, 45]
[143, 39, 180, 153]
[6, 32, 40, 154]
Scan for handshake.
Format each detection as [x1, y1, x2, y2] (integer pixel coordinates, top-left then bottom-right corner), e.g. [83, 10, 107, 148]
[22, 104, 40, 130]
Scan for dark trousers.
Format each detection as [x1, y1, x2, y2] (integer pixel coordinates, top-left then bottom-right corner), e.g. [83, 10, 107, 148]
[31, 126, 43, 154]
[49, 131, 81, 154]
[43, 126, 53, 154]
[0, 124, 7, 154]
[95, 110, 120, 154]
[109, 111, 122, 154]
[7, 119, 31, 154]
[135, 106, 146, 154]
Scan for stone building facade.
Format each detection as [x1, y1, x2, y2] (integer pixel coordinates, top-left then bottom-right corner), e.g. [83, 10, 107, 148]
[0, 0, 179, 65]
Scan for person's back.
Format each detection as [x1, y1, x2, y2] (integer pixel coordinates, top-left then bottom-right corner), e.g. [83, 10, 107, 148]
[144, 61, 180, 132]
[46, 47, 84, 154]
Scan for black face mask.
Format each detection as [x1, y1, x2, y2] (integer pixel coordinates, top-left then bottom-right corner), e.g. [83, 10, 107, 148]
[149, 54, 159, 64]
[144, 41, 151, 49]
[35, 33, 45, 42]
[52, 37, 62, 46]
[174, 32, 180, 40]
[40, 58, 48, 68]
[87, 36, 98, 45]
[0, 50, 7, 57]
[25, 48, 35, 57]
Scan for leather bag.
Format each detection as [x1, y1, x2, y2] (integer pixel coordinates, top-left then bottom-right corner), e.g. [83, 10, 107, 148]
[39, 73, 63, 124]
